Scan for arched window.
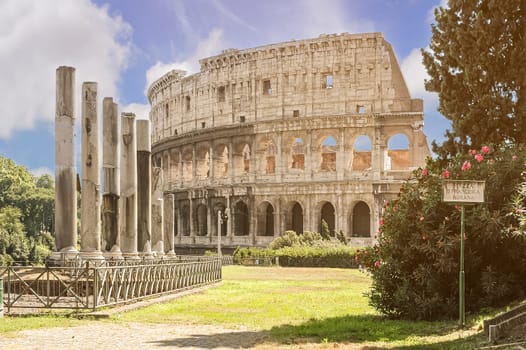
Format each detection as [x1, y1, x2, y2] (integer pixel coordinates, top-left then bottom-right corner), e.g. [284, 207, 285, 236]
[321, 136, 337, 171]
[181, 204, 190, 236]
[214, 145, 229, 177]
[195, 204, 207, 236]
[320, 202, 335, 235]
[352, 135, 372, 171]
[290, 202, 303, 234]
[352, 201, 370, 237]
[291, 138, 305, 170]
[257, 201, 274, 236]
[234, 201, 249, 236]
[266, 141, 276, 174]
[387, 133, 410, 170]
[242, 144, 250, 173]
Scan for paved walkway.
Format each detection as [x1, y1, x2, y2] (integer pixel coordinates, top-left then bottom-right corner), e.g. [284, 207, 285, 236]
[0, 321, 366, 349]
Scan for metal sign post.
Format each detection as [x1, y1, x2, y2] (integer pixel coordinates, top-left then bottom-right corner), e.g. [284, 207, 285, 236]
[442, 180, 485, 327]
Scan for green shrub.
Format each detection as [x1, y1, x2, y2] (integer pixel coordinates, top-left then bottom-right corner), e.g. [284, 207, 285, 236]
[366, 144, 526, 320]
[268, 230, 300, 250]
[275, 245, 357, 268]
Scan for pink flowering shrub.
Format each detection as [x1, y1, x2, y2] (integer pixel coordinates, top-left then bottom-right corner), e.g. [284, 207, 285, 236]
[367, 144, 526, 320]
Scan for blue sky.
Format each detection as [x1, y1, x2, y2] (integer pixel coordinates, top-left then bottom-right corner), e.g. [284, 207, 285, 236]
[0, 0, 448, 176]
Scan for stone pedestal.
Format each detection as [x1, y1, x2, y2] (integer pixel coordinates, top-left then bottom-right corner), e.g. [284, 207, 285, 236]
[102, 98, 122, 259]
[120, 113, 139, 259]
[80, 82, 103, 260]
[53, 66, 78, 259]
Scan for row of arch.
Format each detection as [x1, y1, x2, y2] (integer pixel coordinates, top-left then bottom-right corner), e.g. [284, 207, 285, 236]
[173, 199, 372, 238]
[157, 132, 411, 183]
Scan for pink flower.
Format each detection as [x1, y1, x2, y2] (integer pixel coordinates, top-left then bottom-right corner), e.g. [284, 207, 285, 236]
[441, 169, 450, 179]
[379, 219, 384, 226]
[422, 168, 428, 176]
[474, 154, 484, 163]
[469, 149, 477, 156]
[481, 146, 490, 154]
[461, 161, 472, 171]
[512, 155, 518, 161]
[374, 261, 380, 268]
[419, 216, 425, 221]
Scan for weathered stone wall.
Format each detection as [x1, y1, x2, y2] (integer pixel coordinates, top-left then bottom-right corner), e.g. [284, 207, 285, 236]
[148, 33, 430, 248]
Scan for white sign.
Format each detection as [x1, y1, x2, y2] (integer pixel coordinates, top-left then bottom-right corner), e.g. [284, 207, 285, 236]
[443, 180, 485, 203]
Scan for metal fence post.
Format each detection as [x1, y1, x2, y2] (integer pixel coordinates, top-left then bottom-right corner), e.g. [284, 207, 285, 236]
[0, 277, 3, 317]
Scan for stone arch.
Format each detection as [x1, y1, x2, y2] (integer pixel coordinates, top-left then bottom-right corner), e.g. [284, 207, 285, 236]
[290, 137, 305, 170]
[213, 203, 227, 236]
[181, 204, 190, 236]
[181, 148, 193, 182]
[286, 201, 303, 234]
[350, 201, 370, 237]
[214, 144, 229, 178]
[195, 203, 207, 236]
[233, 142, 251, 175]
[265, 140, 276, 174]
[242, 144, 251, 173]
[257, 201, 274, 236]
[321, 136, 337, 172]
[196, 146, 210, 179]
[234, 200, 249, 236]
[352, 135, 372, 171]
[162, 151, 170, 183]
[169, 149, 179, 182]
[386, 133, 410, 170]
[319, 201, 335, 235]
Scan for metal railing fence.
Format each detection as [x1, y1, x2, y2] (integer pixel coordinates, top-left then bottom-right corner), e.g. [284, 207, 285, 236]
[0, 257, 221, 313]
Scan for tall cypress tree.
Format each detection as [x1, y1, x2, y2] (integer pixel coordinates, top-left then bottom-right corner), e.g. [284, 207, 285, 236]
[423, 0, 526, 159]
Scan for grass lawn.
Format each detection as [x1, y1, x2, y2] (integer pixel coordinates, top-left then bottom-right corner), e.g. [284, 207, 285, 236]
[114, 266, 495, 349]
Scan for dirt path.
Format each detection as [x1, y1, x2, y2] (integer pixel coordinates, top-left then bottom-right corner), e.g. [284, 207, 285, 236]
[0, 322, 364, 350]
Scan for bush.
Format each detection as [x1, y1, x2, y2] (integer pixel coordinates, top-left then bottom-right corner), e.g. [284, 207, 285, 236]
[366, 144, 526, 320]
[275, 245, 357, 268]
[234, 231, 357, 268]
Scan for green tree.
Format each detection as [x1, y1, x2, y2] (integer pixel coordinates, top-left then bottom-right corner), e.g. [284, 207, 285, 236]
[0, 156, 55, 263]
[423, 0, 526, 160]
[364, 145, 526, 320]
[0, 206, 30, 264]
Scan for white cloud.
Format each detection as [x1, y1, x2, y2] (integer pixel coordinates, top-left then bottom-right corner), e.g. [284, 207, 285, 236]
[145, 28, 226, 90]
[122, 102, 150, 120]
[401, 47, 439, 112]
[0, 0, 132, 140]
[30, 166, 53, 177]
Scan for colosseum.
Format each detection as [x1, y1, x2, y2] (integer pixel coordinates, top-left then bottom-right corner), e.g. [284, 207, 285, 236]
[147, 32, 430, 251]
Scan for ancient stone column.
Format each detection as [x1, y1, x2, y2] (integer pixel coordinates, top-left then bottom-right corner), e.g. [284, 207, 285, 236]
[54, 66, 78, 258]
[102, 98, 121, 259]
[163, 193, 175, 256]
[80, 82, 103, 260]
[120, 113, 138, 259]
[151, 166, 164, 255]
[136, 120, 153, 258]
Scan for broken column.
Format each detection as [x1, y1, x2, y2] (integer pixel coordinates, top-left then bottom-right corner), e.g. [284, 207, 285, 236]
[151, 166, 164, 256]
[102, 97, 121, 259]
[54, 66, 78, 258]
[163, 193, 175, 256]
[120, 113, 138, 259]
[80, 82, 103, 260]
[136, 120, 153, 258]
